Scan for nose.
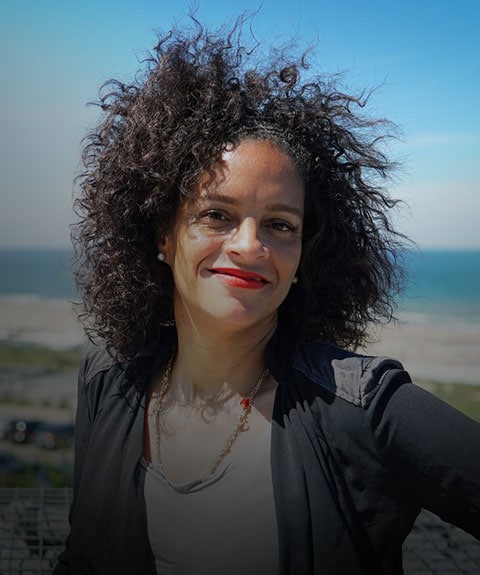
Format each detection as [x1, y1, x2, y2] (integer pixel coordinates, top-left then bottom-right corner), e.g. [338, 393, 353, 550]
[224, 217, 269, 260]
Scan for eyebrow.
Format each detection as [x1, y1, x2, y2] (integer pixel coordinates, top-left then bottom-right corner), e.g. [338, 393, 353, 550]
[267, 202, 304, 218]
[199, 193, 304, 219]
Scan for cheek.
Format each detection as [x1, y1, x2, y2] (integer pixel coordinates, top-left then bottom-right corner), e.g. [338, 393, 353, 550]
[274, 242, 302, 273]
[173, 230, 223, 272]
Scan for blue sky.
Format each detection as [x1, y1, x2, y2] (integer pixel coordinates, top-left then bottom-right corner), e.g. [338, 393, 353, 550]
[1, 0, 479, 248]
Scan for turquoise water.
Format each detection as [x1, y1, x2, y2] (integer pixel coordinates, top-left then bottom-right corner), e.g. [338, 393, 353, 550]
[0, 248, 74, 300]
[1, 248, 479, 327]
[399, 249, 480, 327]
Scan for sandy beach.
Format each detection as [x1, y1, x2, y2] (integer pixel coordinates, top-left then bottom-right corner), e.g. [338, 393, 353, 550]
[0, 297, 84, 350]
[1, 297, 479, 385]
[363, 317, 480, 385]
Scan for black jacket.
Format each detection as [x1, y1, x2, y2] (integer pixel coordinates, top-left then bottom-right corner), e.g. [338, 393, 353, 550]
[55, 326, 480, 574]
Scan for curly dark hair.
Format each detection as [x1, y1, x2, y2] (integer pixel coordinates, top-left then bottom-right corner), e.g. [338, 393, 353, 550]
[72, 16, 408, 359]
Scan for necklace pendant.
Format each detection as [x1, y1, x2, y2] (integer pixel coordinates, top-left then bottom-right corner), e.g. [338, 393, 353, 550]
[240, 397, 251, 410]
[155, 353, 268, 476]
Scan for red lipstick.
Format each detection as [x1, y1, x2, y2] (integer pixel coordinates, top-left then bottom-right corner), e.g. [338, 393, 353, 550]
[210, 268, 268, 290]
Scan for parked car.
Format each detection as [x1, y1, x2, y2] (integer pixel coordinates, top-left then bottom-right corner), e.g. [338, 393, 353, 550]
[2, 418, 43, 444]
[31, 423, 75, 449]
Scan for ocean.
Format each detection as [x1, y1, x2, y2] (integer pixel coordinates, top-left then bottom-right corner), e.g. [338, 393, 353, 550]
[1, 247, 480, 329]
[399, 249, 480, 328]
[0, 248, 74, 301]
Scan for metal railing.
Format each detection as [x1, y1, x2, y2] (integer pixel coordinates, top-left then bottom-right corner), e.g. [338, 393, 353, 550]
[0, 488, 478, 574]
[0, 488, 72, 575]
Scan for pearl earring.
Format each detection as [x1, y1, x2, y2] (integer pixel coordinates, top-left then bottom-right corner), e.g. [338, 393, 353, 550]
[292, 276, 299, 284]
[157, 252, 166, 262]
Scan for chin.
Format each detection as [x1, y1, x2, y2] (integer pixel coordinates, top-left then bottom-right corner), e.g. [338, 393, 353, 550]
[204, 303, 277, 330]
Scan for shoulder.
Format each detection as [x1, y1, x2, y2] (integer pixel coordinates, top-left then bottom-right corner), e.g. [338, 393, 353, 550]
[292, 338, 408, 408]
[78, 326, 177, 389]
[78, 339, 119, 386]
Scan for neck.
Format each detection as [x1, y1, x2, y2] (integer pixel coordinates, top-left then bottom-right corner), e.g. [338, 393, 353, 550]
[171, 310, 276, 401]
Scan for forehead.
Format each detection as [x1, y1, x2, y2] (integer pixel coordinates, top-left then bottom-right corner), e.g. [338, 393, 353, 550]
[222, 138, 299, 174]
[197, 139, 304, 198]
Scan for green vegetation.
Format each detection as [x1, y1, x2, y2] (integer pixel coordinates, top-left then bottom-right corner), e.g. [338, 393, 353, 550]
[0, 342, 81, 371]
[0, 461, 73, 488]
[417, 381, 480, 422]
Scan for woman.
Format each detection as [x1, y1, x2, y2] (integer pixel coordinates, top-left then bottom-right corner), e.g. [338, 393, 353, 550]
[55, 19, 480, 575]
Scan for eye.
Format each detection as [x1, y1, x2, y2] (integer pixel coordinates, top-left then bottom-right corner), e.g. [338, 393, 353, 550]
[198, 209, 232, 230]
[204, 209, 228, 221]
[205, 210, 227, 220]
[267, 220, 298, 233]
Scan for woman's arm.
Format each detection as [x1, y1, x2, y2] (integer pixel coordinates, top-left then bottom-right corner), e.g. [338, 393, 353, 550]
[368, 371, 480, 538]
[53, 347, 94, 573]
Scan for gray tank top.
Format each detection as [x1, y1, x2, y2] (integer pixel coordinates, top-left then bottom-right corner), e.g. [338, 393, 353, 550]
[139, 425, 279, 575]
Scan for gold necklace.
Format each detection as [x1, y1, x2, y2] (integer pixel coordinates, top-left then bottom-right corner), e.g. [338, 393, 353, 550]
[151, 350, 269, 475]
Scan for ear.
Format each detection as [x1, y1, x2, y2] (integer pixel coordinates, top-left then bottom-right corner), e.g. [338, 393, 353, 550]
[156, 229, 173, 266]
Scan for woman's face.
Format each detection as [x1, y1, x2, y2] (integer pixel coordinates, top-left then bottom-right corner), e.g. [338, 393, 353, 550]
[161, 139, 304, 333]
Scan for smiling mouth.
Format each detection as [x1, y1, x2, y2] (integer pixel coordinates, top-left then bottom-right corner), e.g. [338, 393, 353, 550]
[210, 268, 269, 289]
